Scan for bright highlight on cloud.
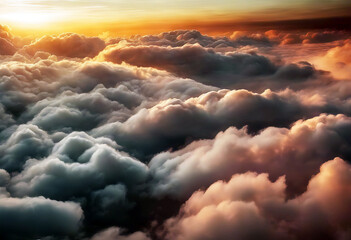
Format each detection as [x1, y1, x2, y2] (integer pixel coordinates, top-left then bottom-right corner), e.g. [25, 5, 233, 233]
[0, 10, 351, 240]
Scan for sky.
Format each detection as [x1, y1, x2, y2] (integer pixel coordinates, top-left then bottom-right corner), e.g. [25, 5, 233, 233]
[0, 0, 350, 35]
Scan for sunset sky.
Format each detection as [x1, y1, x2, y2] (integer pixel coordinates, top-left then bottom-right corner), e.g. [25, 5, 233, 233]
[1, 0, 351, 35]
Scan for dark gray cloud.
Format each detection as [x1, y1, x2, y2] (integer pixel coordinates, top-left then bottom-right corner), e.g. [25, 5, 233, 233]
[99, 44, 276, 87]
[98, 43, 327, 91]
[8, 139, 148, 200]
[0, 197, 83, 239]
[0, 169, 10, 187]
[0, 124, 54, 172]
[89, 184, 135, 224]
[0, 104, 14, 131]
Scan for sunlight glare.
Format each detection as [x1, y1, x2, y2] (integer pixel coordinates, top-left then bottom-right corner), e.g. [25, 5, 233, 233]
[1, 10, 61, 26]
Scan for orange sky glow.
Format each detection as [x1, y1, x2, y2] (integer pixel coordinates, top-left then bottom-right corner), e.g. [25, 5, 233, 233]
[1, 0, 350, 37]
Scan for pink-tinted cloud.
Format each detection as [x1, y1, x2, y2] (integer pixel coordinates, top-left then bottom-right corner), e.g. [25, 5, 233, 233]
[149, 114, 351, 199]
[23, 33, 106, 58]
[164, 158, 351, 240]
[313, 40, 351, 79]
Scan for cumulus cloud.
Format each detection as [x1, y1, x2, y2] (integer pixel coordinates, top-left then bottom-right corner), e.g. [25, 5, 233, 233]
[149, 114, 351, 198]
[108, 30, 272, 50]
[92, 88, 351, 158]
[23, 33, 106, 58]
[0, 25, 17, 55]
[0, 103, 14, 131]
[0, 37, 16, 55]
[99, 44, 276, 79]
[98, 43, 327, 91]
[89, 184, 134, 224]
[0, 124, 54, 172]
[4, 132, 149, 231]
[262, 30, 351, 45]
[8, 141, 148, 200]
[313, 39, 351, 79]
[164, 157, 351, 240]
[0, 169, 10, 187]
[0, 197, 83, 238]
[91, 227, 150, 240]
[0, 25, 12, 40]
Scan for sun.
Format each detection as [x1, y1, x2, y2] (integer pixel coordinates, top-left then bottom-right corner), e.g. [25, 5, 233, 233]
[1, 10, 60, 27]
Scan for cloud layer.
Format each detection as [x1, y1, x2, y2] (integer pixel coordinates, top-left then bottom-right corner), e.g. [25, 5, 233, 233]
[0, 25, 350, 239]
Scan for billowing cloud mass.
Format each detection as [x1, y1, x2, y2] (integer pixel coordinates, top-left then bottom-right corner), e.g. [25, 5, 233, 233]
[149, 114, 351, 199]
[0, 25, 16, 55]
[91, 227, 150, 240]
[313, 39, 351, 79]
[98, 43, 328, 91]
[164, 157, 351, 240]
[0, 38, 16, 55]
[0, 197, 83, 238]
[23, 33, 106, 58]
[0, 24, 351, 240]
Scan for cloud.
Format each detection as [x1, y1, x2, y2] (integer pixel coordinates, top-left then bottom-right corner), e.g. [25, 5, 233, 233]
[262, 30, 351, 45]
[91, 227, 150, 240]
[98, 43, 326, 91]
[302, 31, 350, 44]
[230, 31, 273, 46]
[313, 39, 351, 79]
[93, 85, 351, 159]
[164, 172, 285, 240]
[0, 25, 17, 55]
[91, 89, 309, 158]
[164, 157, 351, 240]
[0, 38, 16, 55]
[5, 132, 149, 231]
[149, 114, 351, 199]
[98, 44, 276, 83]
[51, 132, 119, 163]
[0, 197, 83, 238]
[89, 184, 134, 224]
[23, 33, 106, 58]
[0, 104, 14, 131]
[30, 105, 103, 132]
[0, 169, 10, 187]
[0, 124, 54, 172]
[8, 137, 149, 200]
[108, 30, 272, 49]
[0, 25, 12, 40]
